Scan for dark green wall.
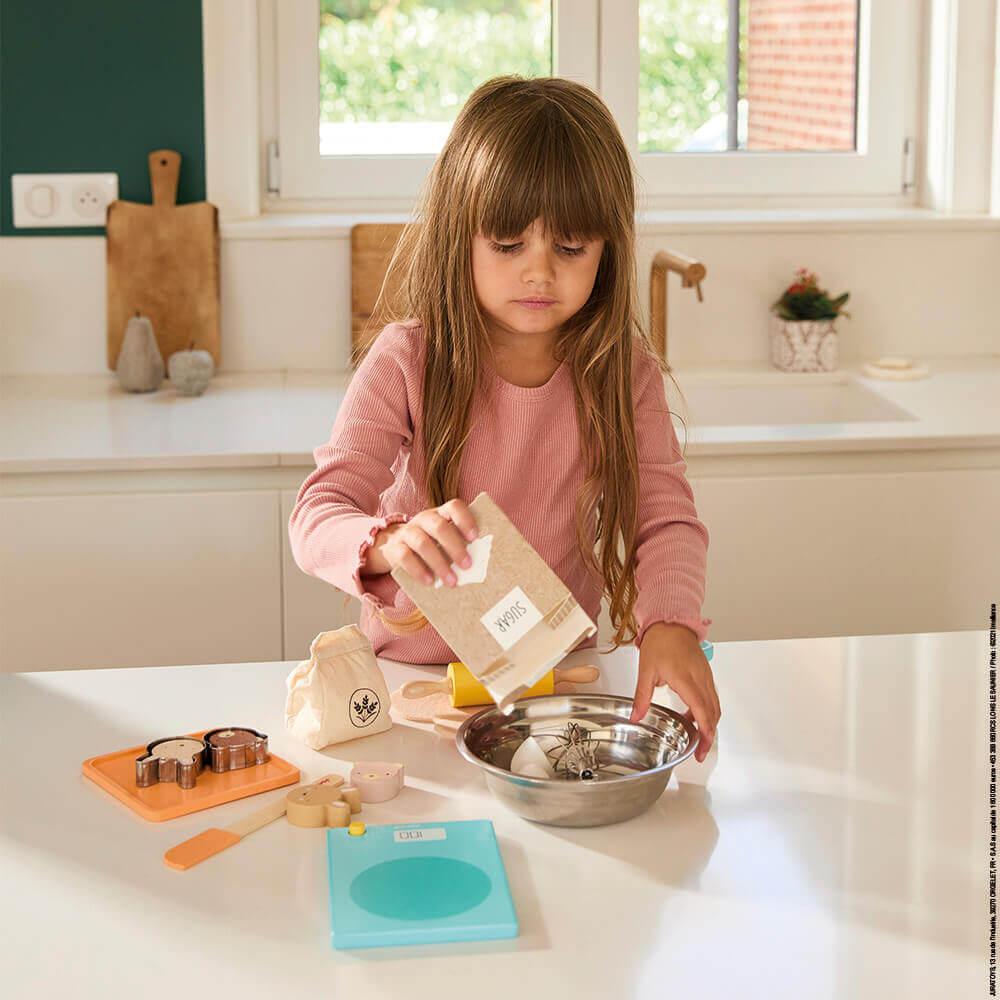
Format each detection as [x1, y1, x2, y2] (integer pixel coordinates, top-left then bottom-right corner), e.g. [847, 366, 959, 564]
[0, 0, 206, 236]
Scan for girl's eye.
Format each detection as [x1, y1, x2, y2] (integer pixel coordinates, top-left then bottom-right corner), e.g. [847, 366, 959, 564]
[489, 241, 586, 257]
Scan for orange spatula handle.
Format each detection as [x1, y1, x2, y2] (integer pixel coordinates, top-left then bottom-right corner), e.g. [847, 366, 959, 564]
[163, 774, 341, 870]
[163, 796, 287, 870]
[164, 828, 241, 870]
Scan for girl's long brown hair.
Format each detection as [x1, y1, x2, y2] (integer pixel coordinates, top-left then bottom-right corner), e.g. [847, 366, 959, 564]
[358, 75, 679, 650]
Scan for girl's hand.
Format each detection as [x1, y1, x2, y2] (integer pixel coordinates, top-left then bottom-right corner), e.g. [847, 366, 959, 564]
[371, 499, 479, 586]
[630, 622, 720, 762]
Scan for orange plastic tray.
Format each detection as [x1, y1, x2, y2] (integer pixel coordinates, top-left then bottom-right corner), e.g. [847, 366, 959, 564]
[81, 730, 300, 822]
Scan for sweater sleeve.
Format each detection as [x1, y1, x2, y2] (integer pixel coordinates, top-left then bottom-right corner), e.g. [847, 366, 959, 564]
[631, 352, 712, 647]
[287, 322, 416, 611]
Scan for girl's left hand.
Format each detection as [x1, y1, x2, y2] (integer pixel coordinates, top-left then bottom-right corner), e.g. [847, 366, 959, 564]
[630, 622, 720, 762]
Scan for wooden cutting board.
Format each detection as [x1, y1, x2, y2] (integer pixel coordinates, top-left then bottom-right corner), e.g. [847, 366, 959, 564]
[351, 223, 408, 365]
[106, 149, 220, 371]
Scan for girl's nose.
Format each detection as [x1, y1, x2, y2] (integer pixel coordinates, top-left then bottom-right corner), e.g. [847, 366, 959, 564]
[521, 248, 556, 283]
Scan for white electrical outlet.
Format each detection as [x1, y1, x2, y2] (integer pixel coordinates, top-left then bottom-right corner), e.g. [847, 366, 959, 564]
[11, 173, 119, 228]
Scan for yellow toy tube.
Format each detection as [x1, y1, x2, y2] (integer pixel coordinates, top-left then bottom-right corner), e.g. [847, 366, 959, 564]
[398, 662, 600, 708]
[448, 660, 553, 707]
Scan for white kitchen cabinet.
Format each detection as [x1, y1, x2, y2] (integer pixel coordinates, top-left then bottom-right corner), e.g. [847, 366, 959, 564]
[2, 366, 997, 670]
[0, 491, 283, 671]
[3, 467, 995, 674]
[282, 467, 1000, 656]
[280, 490, 361, 660]
[692, 468, 1000, 641]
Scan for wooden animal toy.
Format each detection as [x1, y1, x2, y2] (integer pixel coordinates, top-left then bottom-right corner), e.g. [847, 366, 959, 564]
[349, 762, 404, 803]
[285, 782, 352, 829]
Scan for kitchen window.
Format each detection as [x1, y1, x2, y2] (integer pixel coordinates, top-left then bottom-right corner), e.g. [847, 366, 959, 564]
[266, 0, 918, 210]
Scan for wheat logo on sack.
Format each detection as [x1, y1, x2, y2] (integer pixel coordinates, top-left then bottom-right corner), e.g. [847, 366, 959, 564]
[349, 687, 381, 728]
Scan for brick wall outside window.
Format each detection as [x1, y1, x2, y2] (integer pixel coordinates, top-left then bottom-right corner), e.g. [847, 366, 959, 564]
[746, 0, 858, 150]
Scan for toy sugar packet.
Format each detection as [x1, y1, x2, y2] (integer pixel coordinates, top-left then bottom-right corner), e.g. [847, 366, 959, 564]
[285, 625, 392, 749]
[390, 491, 597, 714]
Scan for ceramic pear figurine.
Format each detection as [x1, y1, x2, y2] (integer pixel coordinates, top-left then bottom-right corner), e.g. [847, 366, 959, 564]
[116, 312, 164, 392]
[168, 340, 215, 396]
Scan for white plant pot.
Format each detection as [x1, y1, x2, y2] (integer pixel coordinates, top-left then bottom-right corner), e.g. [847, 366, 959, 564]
[769, 316, 839, 372]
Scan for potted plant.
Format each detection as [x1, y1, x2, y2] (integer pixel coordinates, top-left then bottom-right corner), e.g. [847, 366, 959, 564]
[769, 267, 850, 372]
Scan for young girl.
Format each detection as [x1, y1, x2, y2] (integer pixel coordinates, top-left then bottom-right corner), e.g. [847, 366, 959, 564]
[289, 76, 719, 761]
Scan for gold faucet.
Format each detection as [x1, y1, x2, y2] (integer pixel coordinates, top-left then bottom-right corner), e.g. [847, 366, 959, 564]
[650, 249, 707, 363]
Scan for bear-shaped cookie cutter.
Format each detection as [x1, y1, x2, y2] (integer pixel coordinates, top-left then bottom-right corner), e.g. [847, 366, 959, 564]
[135, 736, 208, 789]
[203, 727, 269, 772]
[135, 727, 269, 788]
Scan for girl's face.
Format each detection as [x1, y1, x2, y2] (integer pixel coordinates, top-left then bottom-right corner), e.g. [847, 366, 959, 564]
[471, 217, 605, 347]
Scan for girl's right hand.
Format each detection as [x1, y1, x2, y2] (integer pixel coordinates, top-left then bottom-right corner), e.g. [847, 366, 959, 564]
[372, 499, 479, 587]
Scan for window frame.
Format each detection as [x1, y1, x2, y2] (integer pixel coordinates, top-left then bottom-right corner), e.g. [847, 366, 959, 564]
[270, 0, 917, 209]
[273, 0, 599, 206]
[205, 1, 993, 219]
[608, 0, 918, 205]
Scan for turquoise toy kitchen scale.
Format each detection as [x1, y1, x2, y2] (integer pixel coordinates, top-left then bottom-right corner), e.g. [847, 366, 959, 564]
[325, 642, 713, 949]
[326, 820, 518, 949]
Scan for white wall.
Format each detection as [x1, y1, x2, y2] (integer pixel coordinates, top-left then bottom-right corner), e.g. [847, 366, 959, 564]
[1, 220, 997, 376]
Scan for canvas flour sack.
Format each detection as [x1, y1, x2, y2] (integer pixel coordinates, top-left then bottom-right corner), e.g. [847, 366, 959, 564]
[285, 625, 392, 749]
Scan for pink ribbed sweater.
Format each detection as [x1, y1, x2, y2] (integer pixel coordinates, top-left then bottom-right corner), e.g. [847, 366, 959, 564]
[288, 318, 711, 664]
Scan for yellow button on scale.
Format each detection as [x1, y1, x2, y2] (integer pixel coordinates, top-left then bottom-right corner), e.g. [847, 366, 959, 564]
[348, 822, 366, 837]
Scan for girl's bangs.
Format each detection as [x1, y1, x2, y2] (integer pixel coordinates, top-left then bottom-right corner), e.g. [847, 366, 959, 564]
[470, 132, 614, 246]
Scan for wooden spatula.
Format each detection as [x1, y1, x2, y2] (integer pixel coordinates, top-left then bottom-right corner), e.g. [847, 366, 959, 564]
[163, 774, 342, 870]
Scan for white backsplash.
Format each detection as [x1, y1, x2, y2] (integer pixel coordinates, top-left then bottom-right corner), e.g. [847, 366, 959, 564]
[1, 225, 996, 376]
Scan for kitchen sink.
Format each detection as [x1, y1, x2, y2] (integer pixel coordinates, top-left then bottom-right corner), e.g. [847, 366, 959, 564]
[669, 379, 917, 428]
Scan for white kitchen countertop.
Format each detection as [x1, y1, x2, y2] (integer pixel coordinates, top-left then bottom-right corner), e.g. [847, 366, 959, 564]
[0, 630, 984, 998]
[1, 355, 998, 474]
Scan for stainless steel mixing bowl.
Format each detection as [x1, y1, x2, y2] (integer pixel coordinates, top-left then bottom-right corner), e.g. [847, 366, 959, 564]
[455, 694, 699, 827]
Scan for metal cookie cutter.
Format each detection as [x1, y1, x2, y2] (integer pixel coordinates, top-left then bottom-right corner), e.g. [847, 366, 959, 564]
[203, 727, 269, 772]
[135, 736, 208, 789]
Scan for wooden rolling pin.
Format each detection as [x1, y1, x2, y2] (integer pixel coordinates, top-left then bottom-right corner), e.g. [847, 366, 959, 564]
[401, 662, 600, 708]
